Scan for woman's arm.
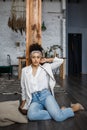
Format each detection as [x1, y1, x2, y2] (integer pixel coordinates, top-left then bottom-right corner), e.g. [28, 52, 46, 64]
[50, 57, 64, 70]
[40, 57, 64, 70]
[40, 57, 54, 63]
[19, 69, 27, 115]
[19, 100, 27, 115]
[19, 100, 26, 109]
[20, 69, 26, 108]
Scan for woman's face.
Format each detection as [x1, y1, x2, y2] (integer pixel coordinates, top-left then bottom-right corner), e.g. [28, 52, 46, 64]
[31, 52, 42, 67]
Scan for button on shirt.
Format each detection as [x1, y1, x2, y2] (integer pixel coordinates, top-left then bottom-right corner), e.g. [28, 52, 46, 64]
[29, 65, 49, 93]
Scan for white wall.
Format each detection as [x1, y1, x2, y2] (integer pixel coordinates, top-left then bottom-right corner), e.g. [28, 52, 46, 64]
[0, 0, 66, 74]
[0, 1, 26, 66]
[42, 1, 62, 48]
[42, 0, 66, 58]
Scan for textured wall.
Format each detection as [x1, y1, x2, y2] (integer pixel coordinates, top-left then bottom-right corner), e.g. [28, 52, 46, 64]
[0, 1, 26, 66]
[0, 1, 66, 69]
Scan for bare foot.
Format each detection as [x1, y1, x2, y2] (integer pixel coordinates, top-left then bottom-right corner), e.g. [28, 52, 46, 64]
[71, 103, 84, 112]
[61, 106, 66, 110]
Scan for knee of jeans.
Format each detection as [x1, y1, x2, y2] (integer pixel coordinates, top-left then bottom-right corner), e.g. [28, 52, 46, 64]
[53, 113, 65, 122]
[27, 110, 35, 120]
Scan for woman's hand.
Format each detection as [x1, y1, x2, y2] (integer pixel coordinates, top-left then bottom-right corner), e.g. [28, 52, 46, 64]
[40, 58, 47, 64]
[19, 100, 26, 109]
[40, 57, 54, 64]
[18, 100, 27, 115]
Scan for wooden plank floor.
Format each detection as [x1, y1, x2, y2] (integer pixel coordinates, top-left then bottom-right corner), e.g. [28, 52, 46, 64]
[0, 74, 87, 130]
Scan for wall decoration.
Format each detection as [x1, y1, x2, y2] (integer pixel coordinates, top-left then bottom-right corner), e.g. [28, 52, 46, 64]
[8, 0, 26, 35]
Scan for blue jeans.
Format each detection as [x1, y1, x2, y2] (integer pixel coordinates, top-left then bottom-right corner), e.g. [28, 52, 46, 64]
[27, 89, 74, 121]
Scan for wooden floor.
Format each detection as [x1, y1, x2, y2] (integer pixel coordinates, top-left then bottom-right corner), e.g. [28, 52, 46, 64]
[0, 74, 87, 130]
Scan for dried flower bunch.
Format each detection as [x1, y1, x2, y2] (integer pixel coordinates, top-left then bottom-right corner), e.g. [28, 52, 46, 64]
[8, 0, 26, 35]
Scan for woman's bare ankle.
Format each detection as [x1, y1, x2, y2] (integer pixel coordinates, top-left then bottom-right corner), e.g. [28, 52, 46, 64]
[61, 106, 66, 110]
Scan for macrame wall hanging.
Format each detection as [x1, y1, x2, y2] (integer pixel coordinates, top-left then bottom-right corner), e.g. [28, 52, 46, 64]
[8, 0, 26, 35]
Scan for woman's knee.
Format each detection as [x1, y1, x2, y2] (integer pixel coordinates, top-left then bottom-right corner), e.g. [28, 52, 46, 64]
[27, 104, 39, 120]
[27, 110, 35, 120]
[53, 115, 65, 122]
[51, 112, 65, 122]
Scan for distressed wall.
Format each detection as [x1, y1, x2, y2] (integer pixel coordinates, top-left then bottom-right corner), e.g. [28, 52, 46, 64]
[0, 0, 66, 75]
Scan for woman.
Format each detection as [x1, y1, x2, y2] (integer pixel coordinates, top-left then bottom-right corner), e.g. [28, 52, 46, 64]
[19, 43, 84, 121]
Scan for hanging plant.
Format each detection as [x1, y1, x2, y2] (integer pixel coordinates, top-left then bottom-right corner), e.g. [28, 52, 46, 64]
[41, 21, 46, 31]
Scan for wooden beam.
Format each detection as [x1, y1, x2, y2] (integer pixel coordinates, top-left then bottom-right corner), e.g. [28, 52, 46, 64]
[26, 0, 30, 65]
[26, 0, 42, 65]
[38, 0, 42, 44]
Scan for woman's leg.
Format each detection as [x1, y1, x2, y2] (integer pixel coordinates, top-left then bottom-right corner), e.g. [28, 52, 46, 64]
[27, 102, 52, 120]
[45, 95, 74, 122]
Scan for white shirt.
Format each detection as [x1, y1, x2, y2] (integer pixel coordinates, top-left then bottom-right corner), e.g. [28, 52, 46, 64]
[21, 57, 63, 109]
[29, 65, 49, 93]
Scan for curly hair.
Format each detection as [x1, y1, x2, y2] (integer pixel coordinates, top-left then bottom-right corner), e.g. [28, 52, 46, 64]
[29, 43, 43, 54]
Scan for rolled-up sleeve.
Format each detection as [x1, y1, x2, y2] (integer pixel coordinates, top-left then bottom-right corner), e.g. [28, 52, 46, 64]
[50, 57, 64, 70]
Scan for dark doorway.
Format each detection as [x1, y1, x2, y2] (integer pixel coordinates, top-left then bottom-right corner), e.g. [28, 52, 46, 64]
[68, 33, 82, 76]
